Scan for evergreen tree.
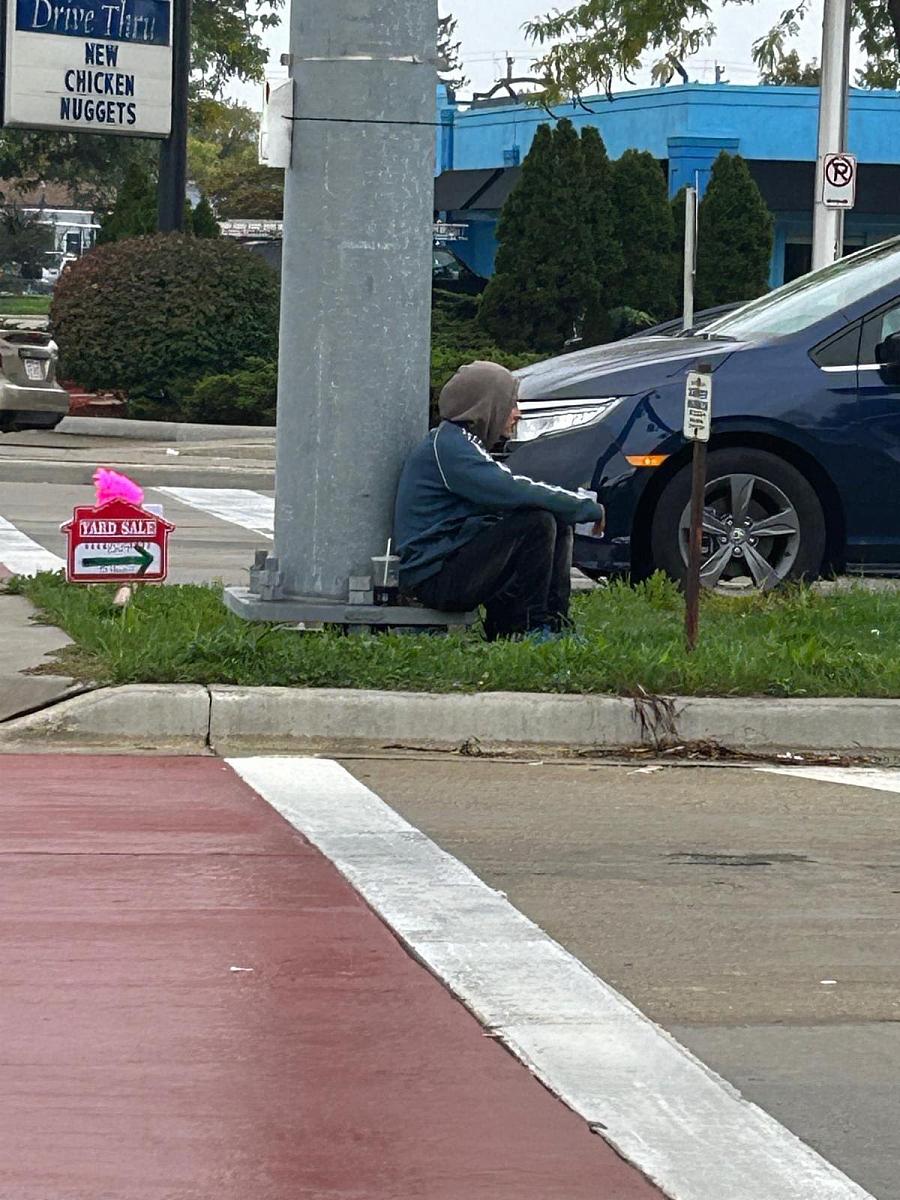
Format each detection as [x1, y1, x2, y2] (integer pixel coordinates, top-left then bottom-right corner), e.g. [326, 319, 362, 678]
[479, 120, 597, 353]
[98, 163, 157, 244]
[192, 194, 221, 238]
[611, 150, 677, 321]
[580, 126, 623, 344]
[479, 124, 557, 351]
[695, 152, 774, 309]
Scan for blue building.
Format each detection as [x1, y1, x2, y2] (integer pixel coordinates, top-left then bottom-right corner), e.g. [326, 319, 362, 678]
[434, 82, 900, 288]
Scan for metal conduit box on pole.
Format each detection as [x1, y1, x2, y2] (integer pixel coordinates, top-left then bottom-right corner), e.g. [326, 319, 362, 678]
[224, 0, 475, 631]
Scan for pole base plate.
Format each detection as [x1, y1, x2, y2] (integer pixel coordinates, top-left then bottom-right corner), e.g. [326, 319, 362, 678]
[223, 587, 479, 631]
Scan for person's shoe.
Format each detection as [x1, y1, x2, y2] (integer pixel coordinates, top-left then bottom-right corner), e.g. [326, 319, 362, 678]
[523, 624, 563, 644]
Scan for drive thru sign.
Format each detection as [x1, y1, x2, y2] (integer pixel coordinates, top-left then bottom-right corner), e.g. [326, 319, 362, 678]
[61, 498, 174, 583]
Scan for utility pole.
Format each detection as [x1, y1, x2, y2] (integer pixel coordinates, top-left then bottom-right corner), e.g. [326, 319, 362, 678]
[225, 0, 438, 621]
[682, 185, 698, 332]
[158, 0, 191, 233]
[811, 0, 851, 270]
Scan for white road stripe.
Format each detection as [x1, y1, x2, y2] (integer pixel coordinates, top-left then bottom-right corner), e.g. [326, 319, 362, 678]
[228, 756, 873, 1200]
[762, 766, 900, 795]
[0, 515, 64, 576]
[155, 487, 274, 537]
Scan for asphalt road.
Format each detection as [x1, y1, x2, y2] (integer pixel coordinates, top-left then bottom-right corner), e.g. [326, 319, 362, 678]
[345, 757, 900, 1200]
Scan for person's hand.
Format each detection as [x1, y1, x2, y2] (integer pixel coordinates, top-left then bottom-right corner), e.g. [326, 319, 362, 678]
[591, 507, 606, 538]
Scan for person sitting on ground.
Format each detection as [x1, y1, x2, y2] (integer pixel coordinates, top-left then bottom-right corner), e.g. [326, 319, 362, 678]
[393, 360, 605, 641]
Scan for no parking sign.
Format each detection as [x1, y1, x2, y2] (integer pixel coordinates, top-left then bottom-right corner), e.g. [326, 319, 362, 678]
[823, 153, 857, 210]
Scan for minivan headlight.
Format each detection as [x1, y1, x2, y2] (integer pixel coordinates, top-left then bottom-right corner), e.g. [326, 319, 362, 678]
[512, 397, 626, 444]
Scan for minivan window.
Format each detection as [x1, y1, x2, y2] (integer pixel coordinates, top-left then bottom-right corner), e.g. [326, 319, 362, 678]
[704, 237, 900, 340]
[860, 299, 900, 364]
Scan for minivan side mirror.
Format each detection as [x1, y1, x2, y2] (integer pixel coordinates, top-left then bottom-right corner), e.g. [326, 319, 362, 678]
[875, 331, 900, 368]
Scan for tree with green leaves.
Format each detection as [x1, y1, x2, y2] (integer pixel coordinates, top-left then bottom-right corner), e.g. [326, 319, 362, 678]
[0, 204, 54, 278]
[438, 14, 469, 96]
[479, 120, 598, 353]
[97, 163, 158, 244]
[695, 152, 774, 309]
[524, 0, 900, 99]
[611, 150, 677, 321]
[189, 100, 284, 220]
[191, 196, 221, 239]
[580, 126, 623, 344]
[760, 50, 821, 85]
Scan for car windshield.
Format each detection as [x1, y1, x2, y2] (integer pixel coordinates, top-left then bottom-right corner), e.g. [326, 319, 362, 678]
[702, 236, 900, 340]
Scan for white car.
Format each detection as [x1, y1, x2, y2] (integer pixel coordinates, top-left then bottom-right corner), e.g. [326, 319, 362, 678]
[0, 328, 69, 433]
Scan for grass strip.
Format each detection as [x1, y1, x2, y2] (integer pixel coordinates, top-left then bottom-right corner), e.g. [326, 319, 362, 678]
[0, 295, 52, 316]
[9, 571, 900, 699]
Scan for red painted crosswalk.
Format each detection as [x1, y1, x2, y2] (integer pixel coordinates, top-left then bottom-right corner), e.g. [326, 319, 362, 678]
[0, 754, 662, 1199]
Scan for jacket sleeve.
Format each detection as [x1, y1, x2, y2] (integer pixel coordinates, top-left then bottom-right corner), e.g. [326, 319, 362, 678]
[433, 424, 604, 524]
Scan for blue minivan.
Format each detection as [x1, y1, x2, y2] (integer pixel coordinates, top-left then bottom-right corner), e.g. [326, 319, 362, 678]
[507, 236, 900, 589]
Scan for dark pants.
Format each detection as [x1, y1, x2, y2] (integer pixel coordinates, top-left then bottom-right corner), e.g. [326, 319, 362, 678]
[414, 509, 573, 639]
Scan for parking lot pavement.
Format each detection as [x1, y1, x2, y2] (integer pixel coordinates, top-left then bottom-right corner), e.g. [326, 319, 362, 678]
[0, 429, 275, 488]
[342, 758, 900, 1200]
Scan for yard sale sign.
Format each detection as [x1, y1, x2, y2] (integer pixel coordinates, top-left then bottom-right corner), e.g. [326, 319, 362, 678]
[3, 0, 174, 136]
[62, 498, 174, 583]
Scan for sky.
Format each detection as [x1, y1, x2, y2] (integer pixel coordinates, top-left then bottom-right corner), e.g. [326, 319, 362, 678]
[233, 0, 830, 110]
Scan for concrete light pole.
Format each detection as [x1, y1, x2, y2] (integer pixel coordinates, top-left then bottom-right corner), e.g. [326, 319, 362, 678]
[811, 0, 852, 270]
[225, 0, 441, 625]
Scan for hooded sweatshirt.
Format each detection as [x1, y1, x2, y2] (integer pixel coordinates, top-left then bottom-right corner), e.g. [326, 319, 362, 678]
[394, 361, 605, 589]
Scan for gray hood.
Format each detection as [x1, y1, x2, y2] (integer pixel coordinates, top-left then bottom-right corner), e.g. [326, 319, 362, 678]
[438, 360, 519, 449]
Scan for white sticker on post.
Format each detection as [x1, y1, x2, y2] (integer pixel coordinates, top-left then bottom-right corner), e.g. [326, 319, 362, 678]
[684, 370, 713, 442]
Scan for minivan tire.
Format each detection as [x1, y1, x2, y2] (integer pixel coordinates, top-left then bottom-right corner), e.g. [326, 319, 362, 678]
[650, 448, 827, 589]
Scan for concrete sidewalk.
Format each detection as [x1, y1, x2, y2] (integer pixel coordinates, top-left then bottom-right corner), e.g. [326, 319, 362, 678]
[0, 580, 78, 720]
[0, 754, 660, 1200]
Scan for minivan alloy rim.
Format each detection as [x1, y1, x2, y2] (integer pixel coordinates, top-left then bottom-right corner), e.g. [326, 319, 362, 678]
[677, 472, 802, 590]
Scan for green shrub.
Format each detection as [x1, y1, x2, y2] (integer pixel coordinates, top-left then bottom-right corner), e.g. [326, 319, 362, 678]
[181, 357, 277, 425]
[50, 233, 279, 418]
[431, 288, 541, 422]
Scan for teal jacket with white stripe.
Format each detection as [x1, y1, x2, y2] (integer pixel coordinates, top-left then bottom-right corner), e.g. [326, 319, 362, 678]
[394, 420, 605, 590]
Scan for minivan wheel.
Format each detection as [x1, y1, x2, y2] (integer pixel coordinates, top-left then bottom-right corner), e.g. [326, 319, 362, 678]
[650, 448, 826, 590]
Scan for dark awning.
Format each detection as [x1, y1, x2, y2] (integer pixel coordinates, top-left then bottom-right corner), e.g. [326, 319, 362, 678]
[474, 167, 522, 209]
[748, 159, 900, 215]
[434, 169, 501, 210]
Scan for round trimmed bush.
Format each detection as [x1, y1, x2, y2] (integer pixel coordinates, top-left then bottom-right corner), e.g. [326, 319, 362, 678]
[50, 233, 279, 418]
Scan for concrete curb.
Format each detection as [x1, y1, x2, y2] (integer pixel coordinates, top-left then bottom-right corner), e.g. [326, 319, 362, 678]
[0, 684, 210, 751]
[1, 684, 899, 756]
[58, 417, 275, 442]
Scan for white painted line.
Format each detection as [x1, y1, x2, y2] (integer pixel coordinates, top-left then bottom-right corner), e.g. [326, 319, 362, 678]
[155, 488, 274, 538]
[762, 766, 900, 795]
[228, 756, 873, 1200]
[0, 514, 64, 576]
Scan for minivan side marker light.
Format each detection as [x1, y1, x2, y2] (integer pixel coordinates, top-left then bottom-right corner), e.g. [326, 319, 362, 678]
[626, 454, 670, 468]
